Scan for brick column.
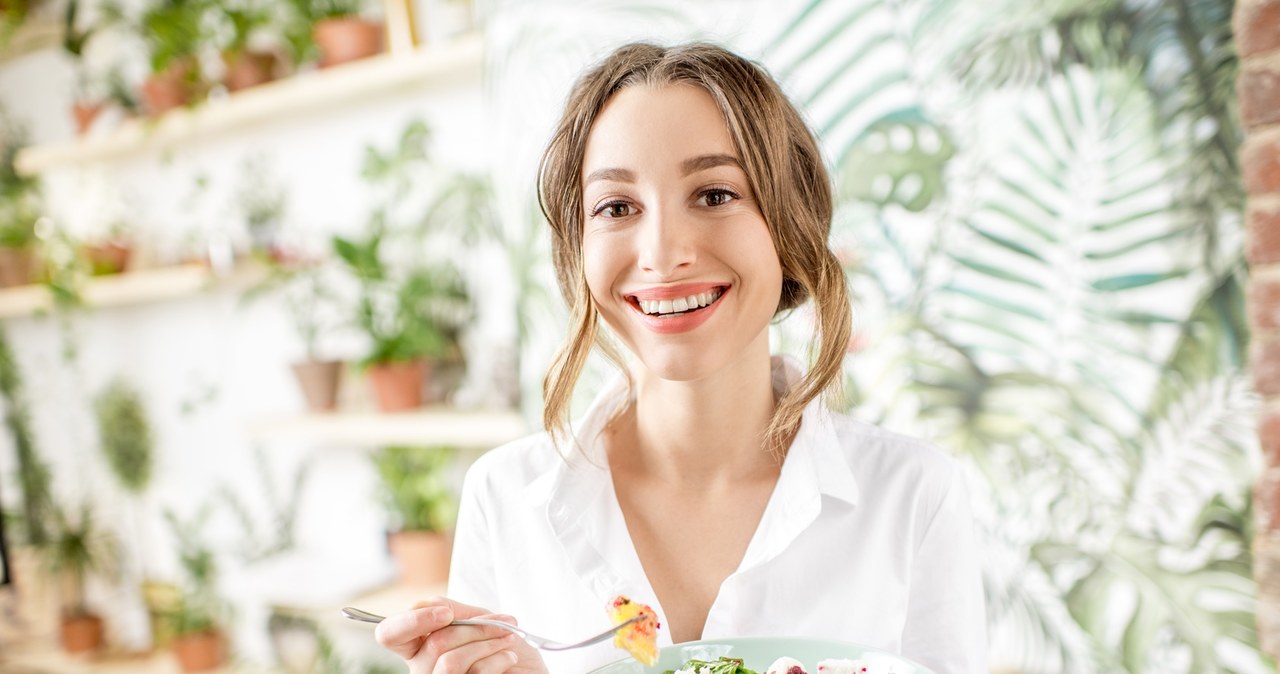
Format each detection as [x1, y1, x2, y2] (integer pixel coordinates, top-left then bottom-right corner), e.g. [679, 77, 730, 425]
[1240, 0, 1280, 660]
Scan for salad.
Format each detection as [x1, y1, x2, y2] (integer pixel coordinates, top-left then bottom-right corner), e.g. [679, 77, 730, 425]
[666, 656, 874, 674]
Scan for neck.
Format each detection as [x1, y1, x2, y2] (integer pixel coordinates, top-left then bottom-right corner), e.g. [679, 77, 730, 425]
[607, 335, 781, 487]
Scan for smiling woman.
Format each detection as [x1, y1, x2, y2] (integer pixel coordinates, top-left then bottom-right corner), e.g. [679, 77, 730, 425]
[372, 42, 986, 674]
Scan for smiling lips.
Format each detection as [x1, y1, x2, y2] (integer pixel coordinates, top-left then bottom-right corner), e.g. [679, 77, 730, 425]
[624, 283, 729, 334]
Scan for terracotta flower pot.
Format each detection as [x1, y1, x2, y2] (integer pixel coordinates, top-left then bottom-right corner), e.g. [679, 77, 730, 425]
[84, 242, 131, 276]
[142, 59, 199, 116]
[387, 530, 452, 587]
[0, 246, 39, 287]
[72, 101, 105, 135]
[312, 17, 383, 68]
[60, 612, 105, 653]
[173, 630, 225, 672]
[367, 359, 429, 412]
[223, 49, 280, 92]
[9, 546, 59, 637]
[291, 360, 343, 412]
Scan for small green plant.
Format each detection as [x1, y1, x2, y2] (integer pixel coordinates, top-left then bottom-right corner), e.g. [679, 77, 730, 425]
[241, 257, 343, 361]
[102, 0, 212, 76]
[281, 0, 367, 66]
[163, 506, 227, 636]
[216, 0, 274, 58]
[235, 156, 287, 256]
[0, 326, 53, 546]
[217, 447, 310, 563]
[335, 119, 472, 368]
[95, 379, 154, 495]
[0, 111, 40, 251]
[333, 228, 468, 366]
[0, 0, 31, 48]
[43, 503, 118, 617]
[371, 445, 457, 533]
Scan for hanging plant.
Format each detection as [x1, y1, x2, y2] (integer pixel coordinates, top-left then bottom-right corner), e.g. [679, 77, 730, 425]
[95, 378, 154, 495]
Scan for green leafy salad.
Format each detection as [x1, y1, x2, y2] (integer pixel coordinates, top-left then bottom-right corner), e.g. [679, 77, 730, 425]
[665, 657, 757, 674]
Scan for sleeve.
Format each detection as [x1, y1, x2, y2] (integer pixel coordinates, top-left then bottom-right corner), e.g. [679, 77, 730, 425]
[446, 458, 502, 611]
[900, 459, 987, 674]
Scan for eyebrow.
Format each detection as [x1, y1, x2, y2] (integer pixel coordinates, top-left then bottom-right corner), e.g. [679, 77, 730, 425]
[680, 153, 742, 176]
[582, 153, 744, 186]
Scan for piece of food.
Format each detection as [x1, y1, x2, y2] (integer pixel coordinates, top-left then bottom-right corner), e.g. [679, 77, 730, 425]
[607, 595, 661, 665]
[765, 656, 808, 674]
[668, 657, 758, 674]
[816, 659, 870, 674]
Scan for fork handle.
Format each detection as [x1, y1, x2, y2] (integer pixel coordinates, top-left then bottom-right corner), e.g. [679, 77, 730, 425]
[340, 610, 524, 635]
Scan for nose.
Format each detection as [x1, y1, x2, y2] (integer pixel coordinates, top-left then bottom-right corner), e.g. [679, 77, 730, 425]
[635, 203, 696, 277]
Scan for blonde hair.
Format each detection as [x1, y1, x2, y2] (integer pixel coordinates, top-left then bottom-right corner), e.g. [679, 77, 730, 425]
[537, 41, 852, 456]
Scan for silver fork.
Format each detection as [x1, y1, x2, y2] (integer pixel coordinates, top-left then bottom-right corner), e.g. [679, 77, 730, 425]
[341, 606, 642, 651]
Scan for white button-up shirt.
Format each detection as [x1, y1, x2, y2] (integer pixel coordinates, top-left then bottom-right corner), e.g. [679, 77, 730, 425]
[448, 364, 986, 674]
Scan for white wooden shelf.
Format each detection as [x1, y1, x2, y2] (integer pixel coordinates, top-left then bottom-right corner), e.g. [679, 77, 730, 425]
[0, 263, 265, 319]
[14, 35, 483, 175]
[246, 407, 527, 448]
[0, 18, 61, 65]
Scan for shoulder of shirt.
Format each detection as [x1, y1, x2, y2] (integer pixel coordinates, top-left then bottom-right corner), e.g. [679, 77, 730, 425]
[817, 406, 962, 487]
[462, 429, 568, 493]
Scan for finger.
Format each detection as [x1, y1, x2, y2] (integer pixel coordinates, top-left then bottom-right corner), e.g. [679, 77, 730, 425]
[424, 621, 518, 659]
[413, 595, 500, 621]
[376, 605, 455, 659]
[466, 649, 521, 674]
[427, 633, 518, 674]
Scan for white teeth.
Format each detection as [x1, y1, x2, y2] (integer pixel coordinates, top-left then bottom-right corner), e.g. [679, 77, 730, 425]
[636, 288, 724, 315]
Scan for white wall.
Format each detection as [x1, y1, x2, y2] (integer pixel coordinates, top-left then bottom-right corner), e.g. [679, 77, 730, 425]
[0, 0, 767, 666]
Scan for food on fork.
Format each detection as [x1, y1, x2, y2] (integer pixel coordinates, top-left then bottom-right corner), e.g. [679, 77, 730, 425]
[607, 595, 661, 665]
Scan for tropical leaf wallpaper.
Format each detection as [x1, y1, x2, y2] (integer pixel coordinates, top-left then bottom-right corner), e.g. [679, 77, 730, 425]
[485, 0, 1263, 671]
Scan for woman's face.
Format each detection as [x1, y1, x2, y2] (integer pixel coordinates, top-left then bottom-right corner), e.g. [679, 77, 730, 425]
[580, 83, 783, 382]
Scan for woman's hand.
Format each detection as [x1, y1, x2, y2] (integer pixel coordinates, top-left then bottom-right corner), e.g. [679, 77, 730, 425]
[374, 596, 550, 674]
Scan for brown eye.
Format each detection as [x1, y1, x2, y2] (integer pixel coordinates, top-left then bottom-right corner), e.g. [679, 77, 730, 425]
[698, 188, 738, 207]
[592, 200, 635, 218]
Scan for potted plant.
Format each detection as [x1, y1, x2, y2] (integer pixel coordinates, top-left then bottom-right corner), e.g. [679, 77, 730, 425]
[43, 503, 118, 654]
[215, 0, 280, 92]
[236, 155, 288, 260]
[0, 112, 42, 288]
[336, 120, 472, 411]
[243, 255, 347, 411]
[333, 227, 468, 411]
[103, 0, 212, 115]
[61, 0, 108, 135]
[83, 222, 132, 275]
[164, 507, 228, 672]
[372, 445, 457, 586]
[94, 377, 174, 650]
[0, 327, 60, 636]
[285, 0, 380, 69]
[284, 264, 345, 411]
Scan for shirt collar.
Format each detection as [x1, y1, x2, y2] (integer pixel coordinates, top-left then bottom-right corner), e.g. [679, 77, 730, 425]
[527, 356, 862, 592]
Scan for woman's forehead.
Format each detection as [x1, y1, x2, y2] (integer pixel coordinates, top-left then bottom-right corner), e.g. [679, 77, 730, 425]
[582, 83, 739, 176]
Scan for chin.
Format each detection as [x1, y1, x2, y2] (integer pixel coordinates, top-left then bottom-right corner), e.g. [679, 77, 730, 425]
[634, 350, 724, 383]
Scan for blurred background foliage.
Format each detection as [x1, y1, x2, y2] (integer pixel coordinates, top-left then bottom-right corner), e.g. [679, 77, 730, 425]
[762, 0, 1260, 671]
